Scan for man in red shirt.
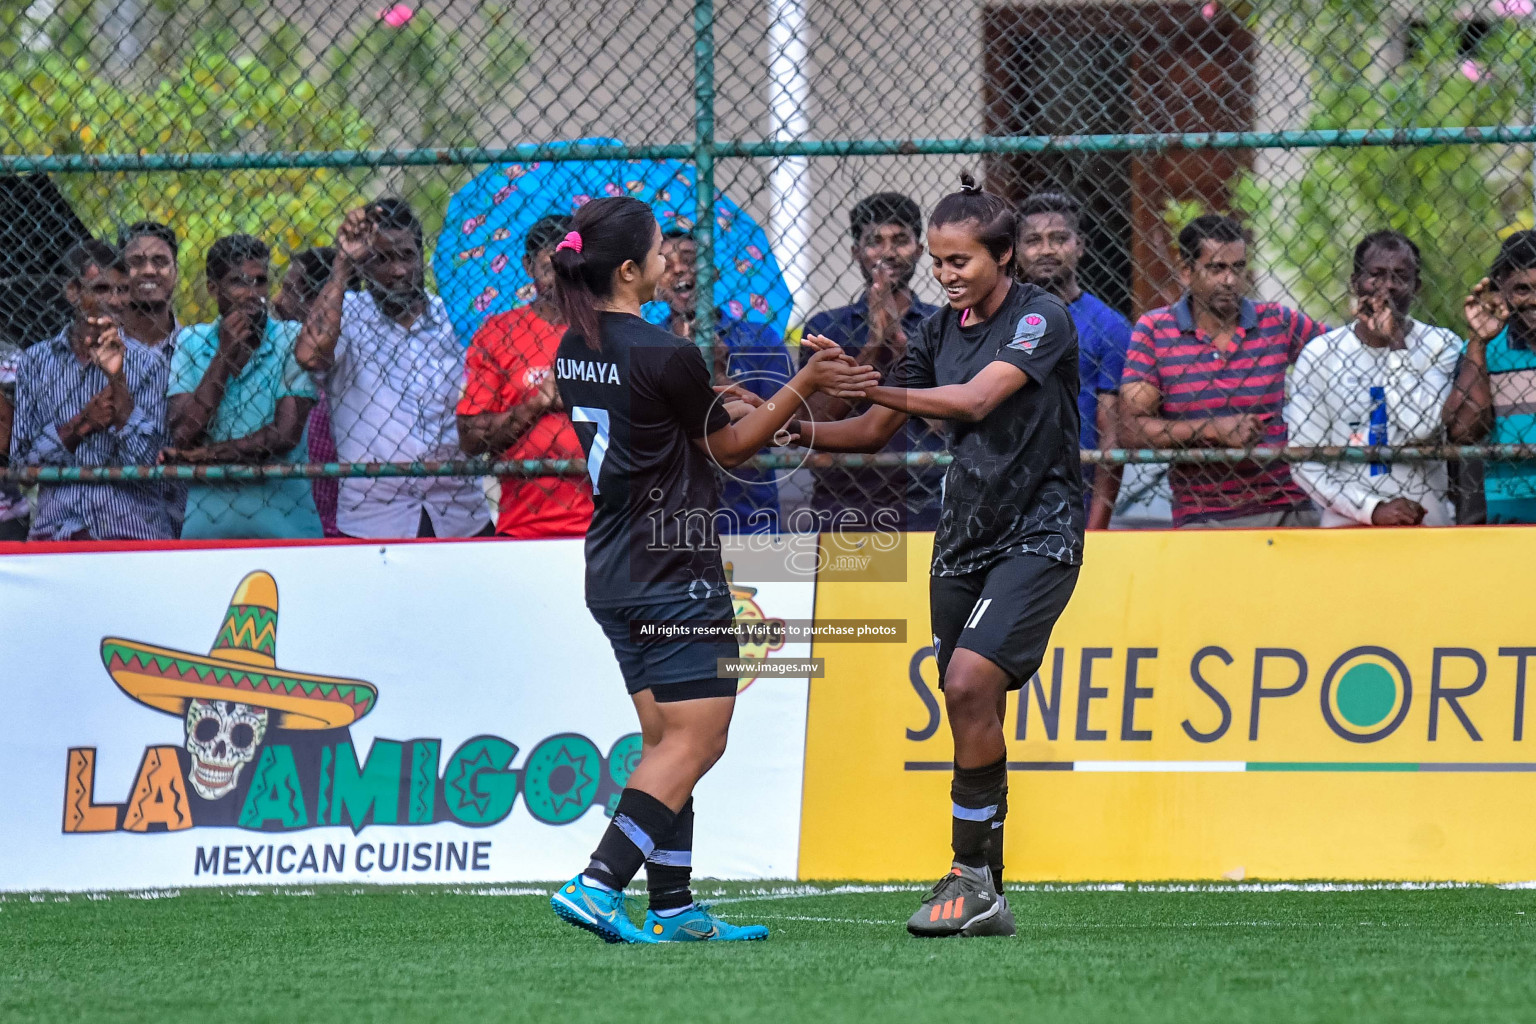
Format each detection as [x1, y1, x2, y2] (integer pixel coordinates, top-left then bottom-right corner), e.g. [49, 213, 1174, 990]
[457, 214, 593, 538]
[1120, 215, 1326, 528]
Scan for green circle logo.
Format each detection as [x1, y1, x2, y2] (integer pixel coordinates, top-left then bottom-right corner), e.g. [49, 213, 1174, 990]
[1320, 647, 1412, 743]
[1335, 662, 1397, 727]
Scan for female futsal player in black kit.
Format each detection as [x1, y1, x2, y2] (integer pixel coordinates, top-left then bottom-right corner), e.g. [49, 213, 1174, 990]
[547, 195, 878, 944]
[798, 175, 1084, 937]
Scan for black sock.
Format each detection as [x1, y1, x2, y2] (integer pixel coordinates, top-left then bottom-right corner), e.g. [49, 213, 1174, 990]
[646, 797, 694, 912]
[584, 788, 678, 892]
[987, 788, 1008, 894]
[951, 757, 1007, 870]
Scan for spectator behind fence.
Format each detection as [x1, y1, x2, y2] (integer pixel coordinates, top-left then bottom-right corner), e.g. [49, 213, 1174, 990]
[457, 214, 594, 539]
[1287, 231, 1482, 527]
[116, 221, 181, 360]
[1016, 191, 1132, 529]
[802, 192, 943, 530]
[163, 234, 322, 540]
[656, 229, 791, 533]
[275, 246, 348, 537]
[0, 340, 25, 540]
[295, 199, 491, 539]
[1461, 230, 1536, 524]
[9, 239, 173, 541]
[1120, 214, 1326, 528]
[118, 219, 189, 531]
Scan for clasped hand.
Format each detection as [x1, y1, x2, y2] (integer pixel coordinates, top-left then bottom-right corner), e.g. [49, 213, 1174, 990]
[799, 335, 880, 398]
[712, 336, 877, 413]
[709, 336, 878, 447]
[158, 446, 222, 465]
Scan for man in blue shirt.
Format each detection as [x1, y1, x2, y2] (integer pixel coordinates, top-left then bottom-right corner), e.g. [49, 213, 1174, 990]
[657, 229, 791, 533]
[1016, 191, 1132, 529]
[10, 239, 173, 540]
[801, 192, 943, 531]
[164, 234, 322, 539]
[1460, 230, 1536, 522]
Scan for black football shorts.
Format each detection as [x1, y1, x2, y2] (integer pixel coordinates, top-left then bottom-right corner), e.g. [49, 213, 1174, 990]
[929, 552, 1079, 691]
[589, 593, 741, 702]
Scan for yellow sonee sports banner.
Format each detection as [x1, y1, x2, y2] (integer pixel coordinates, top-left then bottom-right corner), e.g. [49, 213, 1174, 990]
[802, 528, 1536, 882]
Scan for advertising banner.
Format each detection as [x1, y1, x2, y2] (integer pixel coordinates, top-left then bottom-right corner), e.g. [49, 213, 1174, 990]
[802, 529, 1536, 882]
[1, 540, 813, 891]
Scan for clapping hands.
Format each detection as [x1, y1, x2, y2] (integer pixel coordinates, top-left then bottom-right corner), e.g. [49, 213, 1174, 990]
[84, 318, 124, 377]
[1353, 291, 1406, 348]
[336, 207, 376, 265]
[1464, 278, 1508, 344]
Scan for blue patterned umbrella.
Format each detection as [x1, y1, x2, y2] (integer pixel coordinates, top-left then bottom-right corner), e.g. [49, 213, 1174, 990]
[432, 139, 793, 346]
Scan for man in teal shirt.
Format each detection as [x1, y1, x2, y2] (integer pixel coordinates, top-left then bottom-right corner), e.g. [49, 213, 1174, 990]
[1463, 230, 1536, 523]
[164, 234, 322, 538]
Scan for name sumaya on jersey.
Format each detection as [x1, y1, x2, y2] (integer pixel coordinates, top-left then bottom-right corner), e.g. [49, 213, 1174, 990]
[556, 357, 622, 385]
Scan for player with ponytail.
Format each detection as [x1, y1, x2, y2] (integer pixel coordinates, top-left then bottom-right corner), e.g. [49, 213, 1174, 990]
[547, 196, 878, 944]
[796, 173, 1085, 937]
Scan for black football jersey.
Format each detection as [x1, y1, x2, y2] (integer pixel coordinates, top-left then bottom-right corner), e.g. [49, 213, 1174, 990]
[556, 312, 732, 607]
[895, 281, 1085, 574]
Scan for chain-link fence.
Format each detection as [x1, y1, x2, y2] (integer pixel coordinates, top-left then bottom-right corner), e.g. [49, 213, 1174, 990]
[1, 0, 1534, 540]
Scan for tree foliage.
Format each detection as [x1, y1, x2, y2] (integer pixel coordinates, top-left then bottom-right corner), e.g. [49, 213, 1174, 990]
[0, 0, 527, 320]
[1234, 2, 1536, 328]
[326, 5, 529, 241]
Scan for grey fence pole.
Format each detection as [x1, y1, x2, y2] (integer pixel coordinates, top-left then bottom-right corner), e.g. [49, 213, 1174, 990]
[693, 0, 718, 362]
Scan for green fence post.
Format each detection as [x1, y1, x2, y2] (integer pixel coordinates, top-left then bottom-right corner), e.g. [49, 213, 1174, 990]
[693, 0, 718, 363]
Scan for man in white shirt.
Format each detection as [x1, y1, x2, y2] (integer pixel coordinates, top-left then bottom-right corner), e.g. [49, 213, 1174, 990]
[295, 200, 491, 539]
[1286, 230, 1484, 527]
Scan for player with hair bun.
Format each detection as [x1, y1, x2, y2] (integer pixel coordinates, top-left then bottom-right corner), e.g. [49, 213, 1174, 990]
[797, 173, 1084, 937]
[546, 195, 879, 944]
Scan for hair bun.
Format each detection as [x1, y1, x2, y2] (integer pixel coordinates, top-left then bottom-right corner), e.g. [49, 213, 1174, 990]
[958, 172, 979, 193]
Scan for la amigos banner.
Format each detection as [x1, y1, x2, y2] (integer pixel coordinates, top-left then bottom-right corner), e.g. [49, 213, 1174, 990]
[1, 540, 812, 890]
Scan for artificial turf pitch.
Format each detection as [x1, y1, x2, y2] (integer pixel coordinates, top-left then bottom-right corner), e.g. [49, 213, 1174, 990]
[5, 882, 1535, 1023]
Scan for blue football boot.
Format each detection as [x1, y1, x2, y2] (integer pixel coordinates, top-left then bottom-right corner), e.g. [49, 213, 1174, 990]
[551, 875, 654, 944]
[642, 903, 769, 942]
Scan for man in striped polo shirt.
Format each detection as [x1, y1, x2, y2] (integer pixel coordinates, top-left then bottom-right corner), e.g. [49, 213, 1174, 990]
[9, 240, 173, 541]
[1121, 215, 1326, 528]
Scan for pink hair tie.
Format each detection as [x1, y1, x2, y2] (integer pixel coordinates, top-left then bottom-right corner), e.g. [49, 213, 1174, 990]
[555, 231, 583, 254]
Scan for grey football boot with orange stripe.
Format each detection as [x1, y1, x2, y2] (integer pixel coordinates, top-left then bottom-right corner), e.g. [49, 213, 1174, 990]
[905, 862, 1014, 937]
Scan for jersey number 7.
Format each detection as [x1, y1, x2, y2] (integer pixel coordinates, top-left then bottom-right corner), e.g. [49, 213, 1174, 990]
[570, 406, 610, 494]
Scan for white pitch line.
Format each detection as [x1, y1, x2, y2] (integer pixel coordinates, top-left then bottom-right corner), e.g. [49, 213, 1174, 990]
[701, 883, 923, 905]
[1074, 761, 1247, 773]
[704, 880, 1536, 904]
[5, 879, 1536, 902]
[753, 914, 896, 925]
[1008, 880, 1536, 893]
[1018, 921, 1398, 929]
[1037, 882, 1469, 893]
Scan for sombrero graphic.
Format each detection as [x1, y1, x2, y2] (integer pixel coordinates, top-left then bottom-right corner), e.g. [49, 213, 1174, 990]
[100, 571, 377, 729]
